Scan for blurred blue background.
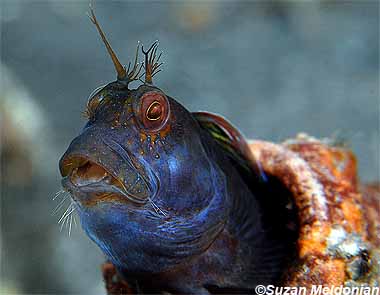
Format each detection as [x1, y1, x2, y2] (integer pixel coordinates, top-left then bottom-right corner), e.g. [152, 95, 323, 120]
[1, 1, 379, 294]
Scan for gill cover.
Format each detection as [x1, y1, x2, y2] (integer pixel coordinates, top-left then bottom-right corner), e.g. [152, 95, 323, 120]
[194, 112, 266, 181]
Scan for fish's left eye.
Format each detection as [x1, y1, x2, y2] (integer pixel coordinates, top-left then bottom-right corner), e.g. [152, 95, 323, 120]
[137, 91, 170, 131]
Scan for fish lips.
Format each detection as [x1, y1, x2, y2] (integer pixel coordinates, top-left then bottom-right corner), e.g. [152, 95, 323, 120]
[59, 132, 158, 206]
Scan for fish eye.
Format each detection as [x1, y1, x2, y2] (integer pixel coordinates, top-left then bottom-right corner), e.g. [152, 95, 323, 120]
[84, 85, 106, 120]
[146, 101, 162, 121]
[137, 91, 170, 131]
[87, 85, 106, 101]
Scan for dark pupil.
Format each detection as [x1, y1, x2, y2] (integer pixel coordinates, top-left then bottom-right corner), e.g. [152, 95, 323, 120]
[146, 101, 162, 121]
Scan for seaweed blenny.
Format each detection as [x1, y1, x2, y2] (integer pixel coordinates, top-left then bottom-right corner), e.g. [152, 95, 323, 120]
[59, 9, 298, 294]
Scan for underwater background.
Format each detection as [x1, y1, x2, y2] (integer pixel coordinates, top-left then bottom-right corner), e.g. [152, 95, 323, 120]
[1, 1, 379, 294]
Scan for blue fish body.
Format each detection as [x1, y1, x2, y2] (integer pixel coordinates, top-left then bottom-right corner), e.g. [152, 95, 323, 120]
[59, 12, 298, 293]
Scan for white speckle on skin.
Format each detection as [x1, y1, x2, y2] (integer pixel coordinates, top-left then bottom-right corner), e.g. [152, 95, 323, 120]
[168, 157, 180, 175]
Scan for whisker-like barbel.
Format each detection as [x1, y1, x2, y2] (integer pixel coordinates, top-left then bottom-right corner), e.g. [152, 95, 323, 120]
[58, 203, 75, 225]
[149, 198, 167, 217]
[51, 194, 69, 216]
[68, 214, 73, 237]
[52, 190, 65, 201]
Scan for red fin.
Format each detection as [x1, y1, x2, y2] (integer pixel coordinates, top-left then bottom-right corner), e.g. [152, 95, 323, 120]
[193, 111, 266, 181]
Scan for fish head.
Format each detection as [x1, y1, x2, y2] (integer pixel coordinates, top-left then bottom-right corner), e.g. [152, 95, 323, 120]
[59, 81, 223, 272]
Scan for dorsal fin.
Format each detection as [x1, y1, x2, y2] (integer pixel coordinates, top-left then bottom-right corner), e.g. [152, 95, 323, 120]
[193, 111, 266, 181]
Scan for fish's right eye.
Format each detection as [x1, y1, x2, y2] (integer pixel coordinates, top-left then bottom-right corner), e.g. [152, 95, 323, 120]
[83, 85, 106, 120]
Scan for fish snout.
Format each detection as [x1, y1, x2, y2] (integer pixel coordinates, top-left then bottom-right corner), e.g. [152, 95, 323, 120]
[59, 132, 154, 206]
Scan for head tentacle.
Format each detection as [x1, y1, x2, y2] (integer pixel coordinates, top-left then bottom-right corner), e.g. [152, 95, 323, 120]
[142, 41, 163, 85]
[88, 6, 126, 81]
[126, 41, 143, 83]
[88, 6, 141, 86]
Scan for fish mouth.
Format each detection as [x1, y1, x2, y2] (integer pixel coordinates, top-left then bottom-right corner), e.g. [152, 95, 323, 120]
[60, 156, 149, 205]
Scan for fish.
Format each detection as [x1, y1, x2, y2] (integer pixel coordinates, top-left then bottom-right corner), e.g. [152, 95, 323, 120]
[59, 9, 298, 294]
